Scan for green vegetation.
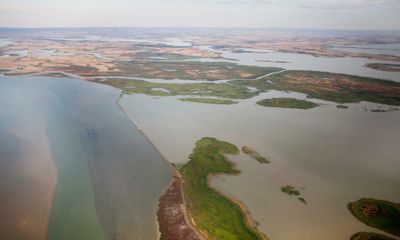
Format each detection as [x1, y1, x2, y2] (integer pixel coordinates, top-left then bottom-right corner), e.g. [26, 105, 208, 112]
[281, 185, 300, 196]
[102, 69, 400, 107]
[103, 78, 257, 99]
[179, 97, 237, 104]
[114, 61, 281, 80]
[351, 232, 397, 240]
[281, 185, 307, 204]
[348, 198, 400, 237]
[256, 98, 319, 109]
[233, 70, 400, 106]
[180, 137, 265, 240]
[298, 197, 307, 204]
[241, 146, 270, 164]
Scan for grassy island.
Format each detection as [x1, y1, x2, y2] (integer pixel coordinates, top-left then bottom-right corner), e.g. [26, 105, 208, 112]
[348, 198, 400, 237]
[179, 98, 237, 105]
[281, 185, 300, 196]
[256, 98, 319, 109]
[242, 146, 270, 163]
[180, 137, 266, 240]
[351, 232, 397, 240]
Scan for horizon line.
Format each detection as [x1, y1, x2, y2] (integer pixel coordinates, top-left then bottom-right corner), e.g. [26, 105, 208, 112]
[0, 26, 400, 33]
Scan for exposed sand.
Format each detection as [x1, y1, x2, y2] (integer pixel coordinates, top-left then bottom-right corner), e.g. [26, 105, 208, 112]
[157, 173, 203, 240]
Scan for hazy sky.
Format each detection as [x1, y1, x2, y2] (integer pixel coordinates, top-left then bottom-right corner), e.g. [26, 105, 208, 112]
[0, 0, 399, 30]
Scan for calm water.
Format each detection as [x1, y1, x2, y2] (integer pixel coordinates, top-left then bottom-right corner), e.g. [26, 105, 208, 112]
[195, 46, 400, 82]
[330, 43, 400, 57]
[0, 76, 172, 240]
[0, 77, 57, 239]
[120, 93, 400, 240]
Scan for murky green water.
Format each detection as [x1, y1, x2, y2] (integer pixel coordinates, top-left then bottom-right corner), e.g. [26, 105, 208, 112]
[0, 76, 172, 240]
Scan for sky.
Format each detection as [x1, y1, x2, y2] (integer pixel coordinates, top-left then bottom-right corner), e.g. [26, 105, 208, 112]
[0, 0, 399, 30]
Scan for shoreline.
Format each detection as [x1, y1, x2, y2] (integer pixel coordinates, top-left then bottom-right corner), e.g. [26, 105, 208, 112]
[115, 91, 203, 240]
[115, 92, 267, 240]
[206, 159, 269, 240]
[157, 172, 204, 240]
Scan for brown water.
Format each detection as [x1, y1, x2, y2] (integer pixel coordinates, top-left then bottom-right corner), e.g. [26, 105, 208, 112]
[0, 76, 173, 240]
[0, 80, 57, 239]
[120, 93, 400, 240]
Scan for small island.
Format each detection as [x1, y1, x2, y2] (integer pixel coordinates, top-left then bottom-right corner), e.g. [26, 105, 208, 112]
[256, 98, 319, 109]
[351, 232, 397, 240]
[179, 98, 237, 105]
[348, 198, 400, 237]
[281, 185, 307, 204]
[242, 146, 270, 163]
[180, 137, 267, 240]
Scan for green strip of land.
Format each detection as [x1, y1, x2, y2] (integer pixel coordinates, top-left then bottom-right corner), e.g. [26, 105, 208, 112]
[179, 98, 237, 105]
[348, 198, 400, 237]
[256, 98, 319, 109]
[180, 137, 266, 240]
[104, 79, 257, 99]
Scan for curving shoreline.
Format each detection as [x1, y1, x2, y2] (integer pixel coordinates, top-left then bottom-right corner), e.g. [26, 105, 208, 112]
[179, 137, 268, 240]
[116, 92, 268, 240]
[207, 172, 269, 240]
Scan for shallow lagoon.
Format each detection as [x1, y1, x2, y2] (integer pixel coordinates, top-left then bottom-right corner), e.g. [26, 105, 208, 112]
[0, 76, 172, 240]
[120, 93, 400, 240]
